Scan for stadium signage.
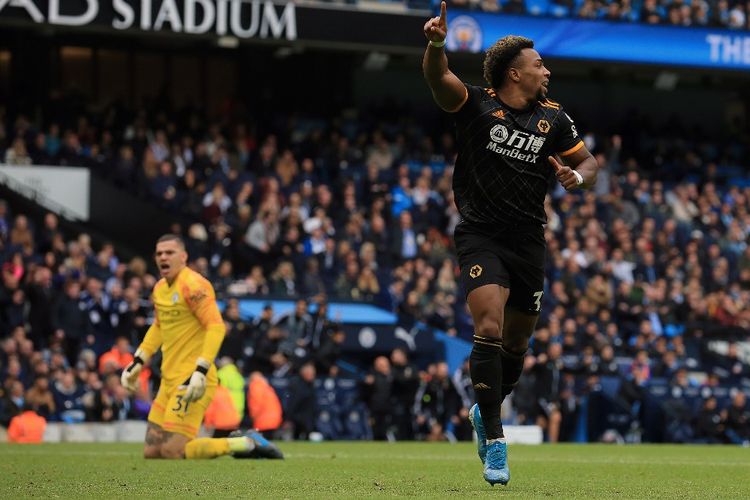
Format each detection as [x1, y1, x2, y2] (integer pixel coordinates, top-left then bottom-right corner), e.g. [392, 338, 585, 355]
[443, 10, 750, 70]
[0, 0, 297, 40]
[706, 35, 750, 65]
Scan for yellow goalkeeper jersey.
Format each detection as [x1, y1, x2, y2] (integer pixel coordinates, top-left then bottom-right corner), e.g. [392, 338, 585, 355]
[141, 267, 225, 387]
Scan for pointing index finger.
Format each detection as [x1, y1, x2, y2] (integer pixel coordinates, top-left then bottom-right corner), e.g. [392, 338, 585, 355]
[440, 1, 446, 24]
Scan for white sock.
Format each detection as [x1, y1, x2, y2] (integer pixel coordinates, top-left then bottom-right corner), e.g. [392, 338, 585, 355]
[487, 437, 506, 445]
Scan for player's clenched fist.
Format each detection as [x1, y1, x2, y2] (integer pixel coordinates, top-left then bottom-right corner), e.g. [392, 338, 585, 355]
[549, 155, 584, 191]
[424, 1, 448, 44]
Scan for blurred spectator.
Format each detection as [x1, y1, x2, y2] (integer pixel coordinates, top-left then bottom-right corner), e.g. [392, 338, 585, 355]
[7, 404, 46, 443]
[414, 362, 463, 441]
[1, 379, 25, 426]
[313, 326, 345, 376]
[26, 267, 55, 349]
[244, 210, 280, 270]
[725, 392, 750, 445]
[98, 337, 133, 375]
[204, 383, 241, 438]
[276, 299, 312, 357]
[247, 371, 283, 434]
[362, 356, 394, 440]
[217, 357, 246, 418]
[284, 363, 318, 439]
[532, 343, 564, 442]
[4, 137, 32, 165]
[252, 326, 285, 376]
[692, 397, 725, 443]
[24, 376, 55, 419]
[51, 370, 86, 423]
[390, 348, 420, 440]
[716, 342, 749, 383]
[391, 211, 418, 262]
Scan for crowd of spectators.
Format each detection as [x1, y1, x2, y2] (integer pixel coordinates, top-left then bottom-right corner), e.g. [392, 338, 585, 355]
[304, 0, 750, 30]
[1, 90, 749, 442]
[437, 0, 750, 30]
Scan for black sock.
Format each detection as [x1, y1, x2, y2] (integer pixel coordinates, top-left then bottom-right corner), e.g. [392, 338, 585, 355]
[500, 347, 526, 403]
[470, 335, 504, 440]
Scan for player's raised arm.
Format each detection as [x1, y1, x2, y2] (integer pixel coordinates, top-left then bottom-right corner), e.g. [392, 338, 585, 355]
[422, 1, 468, 113]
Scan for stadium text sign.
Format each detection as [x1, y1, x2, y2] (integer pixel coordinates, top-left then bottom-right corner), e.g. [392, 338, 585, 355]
[0, 0, 297, 40]
[706, 35, 750, 65]
[444, 10, 750, 70]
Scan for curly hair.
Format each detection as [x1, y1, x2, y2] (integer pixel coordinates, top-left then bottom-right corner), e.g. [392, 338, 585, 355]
[483, 35, 535, 89]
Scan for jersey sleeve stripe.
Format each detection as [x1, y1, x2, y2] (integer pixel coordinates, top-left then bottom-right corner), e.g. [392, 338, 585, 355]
[558, 140, 584, 157]
[446, 86, 469, 113]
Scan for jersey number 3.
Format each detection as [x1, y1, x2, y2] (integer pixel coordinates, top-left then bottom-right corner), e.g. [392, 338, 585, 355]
[533, 291, 543, 312]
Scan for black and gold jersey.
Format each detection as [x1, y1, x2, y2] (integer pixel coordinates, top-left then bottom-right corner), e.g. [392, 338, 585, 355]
[452, 84, 583, 231]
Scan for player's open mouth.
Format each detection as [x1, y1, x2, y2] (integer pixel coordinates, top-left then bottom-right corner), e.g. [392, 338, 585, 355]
[542, 81, 549, 88]
[160, 264, 170, 272]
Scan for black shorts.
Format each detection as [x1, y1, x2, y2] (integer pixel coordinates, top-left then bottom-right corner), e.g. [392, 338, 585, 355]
[454, 221, 546, 315]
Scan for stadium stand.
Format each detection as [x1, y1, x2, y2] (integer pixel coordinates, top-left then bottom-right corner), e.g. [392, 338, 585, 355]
[1, 85, 749, 443]
[1, 0, 749, 446]
[302, 0, 750, 30]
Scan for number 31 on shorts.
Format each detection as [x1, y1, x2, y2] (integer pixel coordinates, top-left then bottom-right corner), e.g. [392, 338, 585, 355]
[172, 395, 190, 413]
[533, 291, 543, 312]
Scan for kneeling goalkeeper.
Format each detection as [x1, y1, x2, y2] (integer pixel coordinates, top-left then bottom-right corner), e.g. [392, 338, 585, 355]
[121, 234, 282, 460]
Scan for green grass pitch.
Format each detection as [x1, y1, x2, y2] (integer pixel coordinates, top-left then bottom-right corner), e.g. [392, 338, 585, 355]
[1, 442, 748, 498]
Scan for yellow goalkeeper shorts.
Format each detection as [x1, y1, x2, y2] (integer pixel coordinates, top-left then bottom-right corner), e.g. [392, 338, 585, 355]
[148, 382, 217, 438]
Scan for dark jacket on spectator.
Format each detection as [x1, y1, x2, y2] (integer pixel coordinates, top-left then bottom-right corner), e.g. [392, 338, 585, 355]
[285, 375, 317, 437]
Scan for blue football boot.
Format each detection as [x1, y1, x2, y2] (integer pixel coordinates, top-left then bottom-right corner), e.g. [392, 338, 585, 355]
[229, 429, 284, 459]
[483, 440, 510, 486]
[468, 403, 487, 464]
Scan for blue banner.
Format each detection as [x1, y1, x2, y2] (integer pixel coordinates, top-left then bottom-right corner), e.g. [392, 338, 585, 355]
[445, 12, 750, 70]
[218, 298, 397, 325]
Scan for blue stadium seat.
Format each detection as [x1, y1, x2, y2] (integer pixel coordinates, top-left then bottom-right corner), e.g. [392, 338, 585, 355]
[269, 377, 291, 412]
[316, 409, 345, 440]
[599, 376, 622, 399]
[343, 404, 372, 440]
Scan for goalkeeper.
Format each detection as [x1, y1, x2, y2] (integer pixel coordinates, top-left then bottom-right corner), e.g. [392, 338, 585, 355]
[121, 234, 282, 460]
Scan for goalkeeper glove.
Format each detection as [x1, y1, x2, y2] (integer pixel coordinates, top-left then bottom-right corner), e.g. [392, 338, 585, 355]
[181, 358, 210, 402]
[121, 348, 149, 393]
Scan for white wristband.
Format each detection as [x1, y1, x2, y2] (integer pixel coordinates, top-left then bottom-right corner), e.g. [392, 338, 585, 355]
[573, 170, 584, 186]
[429, 39, 446, 48]
[134, 348, 150, 364]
